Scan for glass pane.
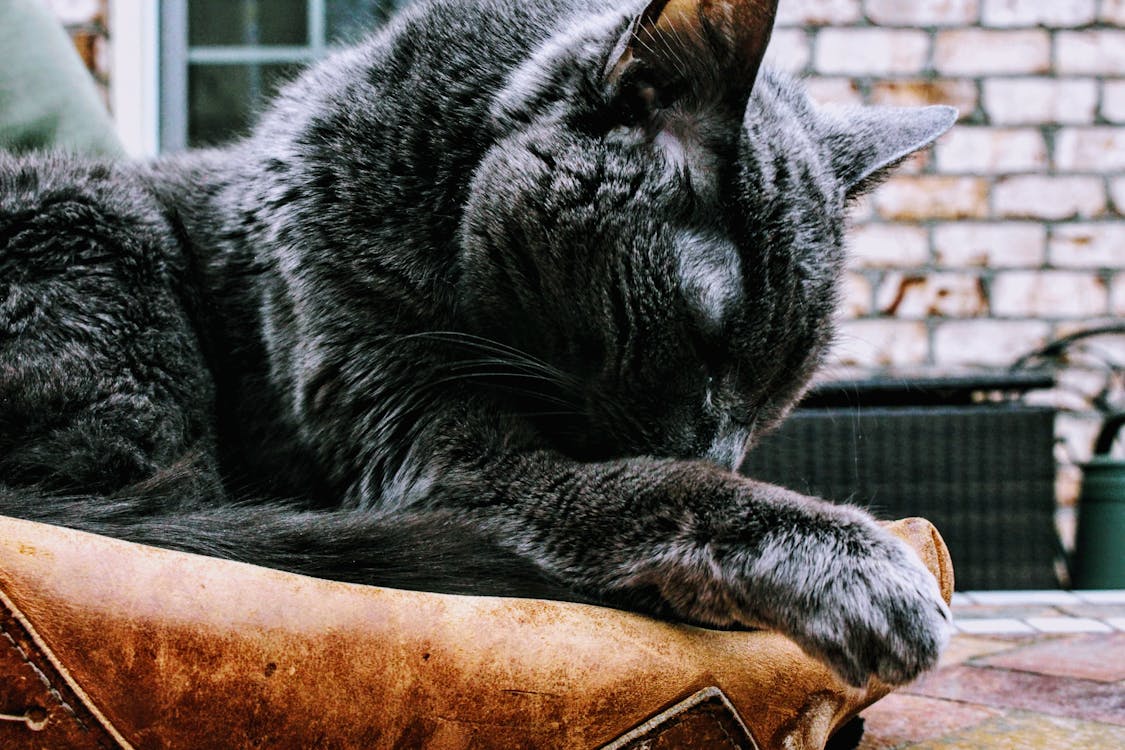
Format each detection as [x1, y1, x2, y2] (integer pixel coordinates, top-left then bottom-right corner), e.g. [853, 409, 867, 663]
[187, 63, 303, 147]
[326, 0, 409, 43]
[189, 0, 309, 46]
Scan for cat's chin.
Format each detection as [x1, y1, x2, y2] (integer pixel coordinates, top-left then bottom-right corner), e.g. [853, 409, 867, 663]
[704, 428, 752, 471]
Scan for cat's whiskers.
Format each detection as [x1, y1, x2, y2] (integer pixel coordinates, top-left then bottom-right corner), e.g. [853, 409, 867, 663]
[422, 372, 580, 411]
[404, 331, 578, 382]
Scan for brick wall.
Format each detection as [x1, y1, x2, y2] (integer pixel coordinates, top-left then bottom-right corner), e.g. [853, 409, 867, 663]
[765, 0, 1125, 539]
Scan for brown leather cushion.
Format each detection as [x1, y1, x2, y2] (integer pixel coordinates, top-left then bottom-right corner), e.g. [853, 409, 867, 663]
[0, 516, 952, 749]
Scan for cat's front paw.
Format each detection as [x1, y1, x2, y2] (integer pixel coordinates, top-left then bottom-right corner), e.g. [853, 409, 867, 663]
[751, 522, 952, 687]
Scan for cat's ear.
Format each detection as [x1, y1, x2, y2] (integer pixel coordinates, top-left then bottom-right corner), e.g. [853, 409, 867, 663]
[605, 0, 779, 117]
[820, 105, 958, 196]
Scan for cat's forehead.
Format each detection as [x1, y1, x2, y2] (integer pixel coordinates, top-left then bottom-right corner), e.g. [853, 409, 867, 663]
[675, 230, 743, 333]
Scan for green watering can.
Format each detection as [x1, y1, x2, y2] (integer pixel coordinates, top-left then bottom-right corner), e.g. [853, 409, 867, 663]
[1074, 412, 1125, 589]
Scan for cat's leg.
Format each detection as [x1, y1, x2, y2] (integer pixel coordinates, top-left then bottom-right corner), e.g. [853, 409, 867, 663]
[0, 159, 220, 505]
[425, 452, 950, 687]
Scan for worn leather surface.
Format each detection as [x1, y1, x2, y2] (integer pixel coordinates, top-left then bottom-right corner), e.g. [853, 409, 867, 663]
[0, 516, 952, 749]
[602, 687, 758, 749]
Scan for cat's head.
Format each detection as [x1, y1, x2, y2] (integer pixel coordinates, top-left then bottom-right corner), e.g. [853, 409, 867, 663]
[457, 0, 954, 467]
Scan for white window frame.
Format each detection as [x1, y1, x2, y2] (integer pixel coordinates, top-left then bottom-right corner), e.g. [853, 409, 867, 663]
[114, 1, 399, 155]
[109, 0, 162, 158]
[157, 0, 329, 153]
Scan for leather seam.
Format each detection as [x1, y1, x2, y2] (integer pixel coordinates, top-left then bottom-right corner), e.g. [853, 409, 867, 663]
[0, 583, 134, 750]
[0, 621, 89, 730]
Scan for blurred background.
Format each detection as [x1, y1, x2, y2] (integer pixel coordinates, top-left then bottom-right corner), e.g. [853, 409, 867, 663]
[16, 0, 1125, 589]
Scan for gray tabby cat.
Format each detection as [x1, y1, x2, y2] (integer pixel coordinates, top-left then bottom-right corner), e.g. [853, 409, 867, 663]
[0, 0, 956, 686]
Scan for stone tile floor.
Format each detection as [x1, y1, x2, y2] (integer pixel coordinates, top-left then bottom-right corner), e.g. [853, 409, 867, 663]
[857, 591, 1125, 749]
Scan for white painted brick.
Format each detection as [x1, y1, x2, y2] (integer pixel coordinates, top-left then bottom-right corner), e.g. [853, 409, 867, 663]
[803, 77, 864, 106]
[933, 222, 1046, 267]
[1107, 179, 1125, 217]
[933, 320, 1050, 366]
[934, 29, 1050, 75]
[1035, 368, 1118, 415]
[846, 224, 930, 268]
[991, 271, 1108, 317]
[1054, 318, 1125, 339]
[893, 150, 932, 176]
[1056, 31, 1125, 75]
[983, 78, 1098, 125]
[1112, 178, 1125, 216]
[1057, 413, 1103, 464]
[1056, 465, 1082, 513]
[1050, 224, 1125, 268]
[1061, 367, 1116, 406]
[1054, 128, 1125, 172]
[831, 320, 930, 367]
[776, 0, 863, 26]
[875, 272, 988, 318]
[934, 127, 1047, 173]
[1104, 80, 1125, 123]
[993, 176, 1106, 220]
[840, 272, 873, 317]
[1112, 274, 1125, 316]
[866, 0, 980, 26]
[815, 29, 930, 76]
[982, 0, 1096, 27]
[873, 176, 990, 221]
[869, 79, 979, 118]
[1101, 0, 1125, 25]
[848, 193, 876, 223]
[764, 29, 812, 74]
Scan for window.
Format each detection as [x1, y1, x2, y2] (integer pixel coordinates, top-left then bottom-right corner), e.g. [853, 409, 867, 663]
[160, 0, 407, 150]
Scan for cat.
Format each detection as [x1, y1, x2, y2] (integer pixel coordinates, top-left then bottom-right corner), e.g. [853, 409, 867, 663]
[0, 0, 956, 688]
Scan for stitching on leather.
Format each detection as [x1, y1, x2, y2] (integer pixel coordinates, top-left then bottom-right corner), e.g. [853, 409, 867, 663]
[1, 622, 88, 730]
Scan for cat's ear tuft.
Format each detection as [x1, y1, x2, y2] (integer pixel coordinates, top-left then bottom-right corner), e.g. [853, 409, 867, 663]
[605, 0, 779, 118]
[821, 105, 958, 196]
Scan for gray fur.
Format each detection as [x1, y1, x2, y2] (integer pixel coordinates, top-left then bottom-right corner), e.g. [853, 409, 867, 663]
[0, 0, 955, 686]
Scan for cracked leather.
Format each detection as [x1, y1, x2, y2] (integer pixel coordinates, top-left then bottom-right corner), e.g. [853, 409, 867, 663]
[0, 516, 952, 749]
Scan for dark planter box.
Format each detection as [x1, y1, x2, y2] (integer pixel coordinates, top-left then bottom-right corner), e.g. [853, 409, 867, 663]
[742, 374, 1058, 590]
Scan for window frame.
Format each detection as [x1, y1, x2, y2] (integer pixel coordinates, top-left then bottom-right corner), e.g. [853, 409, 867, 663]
[110, 0, 161, 158]
[156, 0, 330, 152]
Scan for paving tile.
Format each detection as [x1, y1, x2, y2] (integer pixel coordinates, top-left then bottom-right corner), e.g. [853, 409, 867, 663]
[966, 591, 1082, 606]
[973, 634, 1125, 682]
[906, 712, 1125, 750]
[952, 605, 1061, 620]
[949, 592, 974, 607]
[857, 694, 1000, 748]
[906, 665, 1125, 726]
[940, 635, 1021, 668]
[1025, 616, 1113, 634]
[954, 618, 1036, 635]
[1057, 603, 1125, 619]
[1073, 590, 1125, 605]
